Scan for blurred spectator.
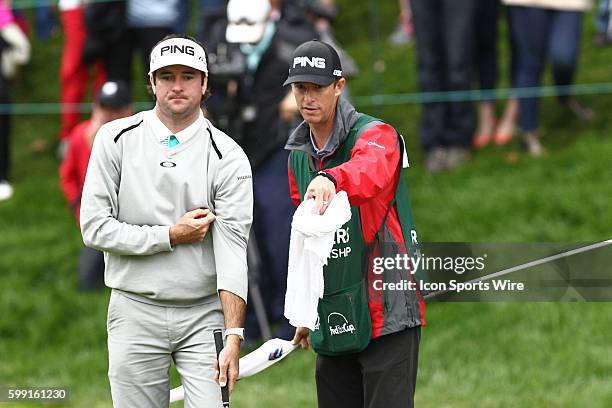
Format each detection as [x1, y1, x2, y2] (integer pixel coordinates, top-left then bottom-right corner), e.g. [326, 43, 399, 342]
[58, 0, 106, 158]
[34, 0, 56, 40]
[82, 1, 126, 79]
[59, 80, 132, 290]
[473, 0, 499, 149]
[411, 0, 477, 172]
[118, 0, 179, 87]
[504, 0, 593, 156]
[225, 0, 316, 340]
[472, 0, 518, 149]
[175, 0, 189, 34]
[197, 0, 226, 45]
[0, 0, 30, 202]
[593, 0, 612, 46]
[83, 0, 177, 93]
[304, 0, 359, 77]
[389, 0, 414, 47]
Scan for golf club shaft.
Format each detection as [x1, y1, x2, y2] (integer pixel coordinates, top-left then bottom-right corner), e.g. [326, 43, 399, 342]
[213, 329, 230, 408]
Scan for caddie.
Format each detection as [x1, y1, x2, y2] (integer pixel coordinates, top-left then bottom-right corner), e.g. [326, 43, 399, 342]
[80, 34, 253, 407]
[286, 40, 425, 408]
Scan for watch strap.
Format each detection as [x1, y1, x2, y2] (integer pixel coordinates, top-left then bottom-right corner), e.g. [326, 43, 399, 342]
[224, 327, 245, 341]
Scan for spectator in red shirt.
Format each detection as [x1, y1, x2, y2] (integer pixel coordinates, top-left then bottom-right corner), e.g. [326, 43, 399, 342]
[60, 80, 132, 290]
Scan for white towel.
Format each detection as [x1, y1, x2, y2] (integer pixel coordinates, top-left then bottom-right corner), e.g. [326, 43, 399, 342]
[284, 191, 351, 330]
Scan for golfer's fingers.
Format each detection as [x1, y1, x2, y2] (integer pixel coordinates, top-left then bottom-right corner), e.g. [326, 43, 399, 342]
[300, 337, 310, 349]
[214, 356, 220, 383]
[201, 211, 216, 224]
[228, 364, 239, 394]
[218, 357, 228, 387]
[188, 208, 209, 219]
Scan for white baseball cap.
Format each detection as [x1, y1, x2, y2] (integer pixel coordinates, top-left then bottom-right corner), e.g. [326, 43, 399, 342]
[226, 0, 271, 44]
[148, 37, 208, 75]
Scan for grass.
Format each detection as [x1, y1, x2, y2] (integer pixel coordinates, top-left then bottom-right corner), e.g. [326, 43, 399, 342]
[1, 2, 612, 407]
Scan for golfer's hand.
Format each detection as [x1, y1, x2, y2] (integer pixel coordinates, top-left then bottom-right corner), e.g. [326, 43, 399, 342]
[169, 209, 215, 247]
[215, 336, 240, 394]
[291, 327, 311, 349]
[305, 176, 335, 215]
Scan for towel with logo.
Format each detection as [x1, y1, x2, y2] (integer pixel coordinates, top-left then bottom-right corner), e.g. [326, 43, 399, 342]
[284, 191, 352, 330]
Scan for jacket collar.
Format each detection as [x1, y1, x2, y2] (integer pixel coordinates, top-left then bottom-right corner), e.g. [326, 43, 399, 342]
[285, 97, 360, 158]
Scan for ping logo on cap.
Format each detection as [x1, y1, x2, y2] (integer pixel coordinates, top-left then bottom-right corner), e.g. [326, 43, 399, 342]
[149, 37, 208, 75]
[160, 44, 195, 56]
[293, 56, 326, 69]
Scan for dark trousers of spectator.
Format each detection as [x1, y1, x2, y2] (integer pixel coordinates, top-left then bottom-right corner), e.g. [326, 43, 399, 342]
[595, 0, 611, 34]
[411, 0, 477, 151]
[507, 6, 583, 132]
[474, 0, 499, 96]
[104, 27, 172, 87]
[78, 246, 105, 291]
[60, 7, 105, 140]
[0, 74, 10, 182]
[246, 148, 294, 340]
[197, 0, 226, 43]
[316, 327, 421, 408]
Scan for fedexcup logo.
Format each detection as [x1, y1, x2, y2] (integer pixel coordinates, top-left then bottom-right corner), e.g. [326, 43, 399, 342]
[327, 312, 356, 336]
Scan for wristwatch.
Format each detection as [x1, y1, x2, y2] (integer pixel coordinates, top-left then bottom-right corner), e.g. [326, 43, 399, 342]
[316, 171, 337, 188]
[224, 327, 245, 342]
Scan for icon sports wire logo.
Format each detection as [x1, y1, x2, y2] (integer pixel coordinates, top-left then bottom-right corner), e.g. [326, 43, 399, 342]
[327, 312, 356, 336]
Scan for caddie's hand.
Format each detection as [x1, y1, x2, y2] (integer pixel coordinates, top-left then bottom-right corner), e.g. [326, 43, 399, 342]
[305, 176, 336, 215]
[169, 208, 215, 247]
[214, 336, 240, 394]
[291, 327, 311, 349]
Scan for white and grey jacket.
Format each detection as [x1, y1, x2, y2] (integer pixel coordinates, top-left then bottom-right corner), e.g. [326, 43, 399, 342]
[80, 110, 253, 305]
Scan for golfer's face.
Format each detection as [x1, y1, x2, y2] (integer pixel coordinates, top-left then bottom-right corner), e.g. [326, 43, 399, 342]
[151, 65, 206, 119]
[292, 80, 344, 127]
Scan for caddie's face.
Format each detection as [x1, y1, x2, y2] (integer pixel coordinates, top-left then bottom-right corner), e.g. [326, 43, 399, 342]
[150, 65, 207, 119]
[291, 79, 345, 127]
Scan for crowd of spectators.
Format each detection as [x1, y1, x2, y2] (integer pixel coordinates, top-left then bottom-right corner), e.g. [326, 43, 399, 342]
[411, 0, 598, 171]
[0, 0, 608, 342]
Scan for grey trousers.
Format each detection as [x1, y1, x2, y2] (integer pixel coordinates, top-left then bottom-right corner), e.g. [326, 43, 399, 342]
[107, 290, 224, 408]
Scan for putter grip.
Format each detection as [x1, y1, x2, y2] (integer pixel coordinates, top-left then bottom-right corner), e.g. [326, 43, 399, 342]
[213, 329, 230, 408]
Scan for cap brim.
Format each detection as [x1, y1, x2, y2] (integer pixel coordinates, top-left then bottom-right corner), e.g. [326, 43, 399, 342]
[283, 74, 336, 87]
[148, 53, 208, 75]
[226, 23, 266, 44]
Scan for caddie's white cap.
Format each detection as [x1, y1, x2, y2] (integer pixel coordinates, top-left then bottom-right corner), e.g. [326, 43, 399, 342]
[225, 0, 271, 44]
[148, 37, 208, 75]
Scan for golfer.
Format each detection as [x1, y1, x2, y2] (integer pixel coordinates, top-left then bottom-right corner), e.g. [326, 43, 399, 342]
[286, 40, 424, 408]
[80, 35, 252, 407]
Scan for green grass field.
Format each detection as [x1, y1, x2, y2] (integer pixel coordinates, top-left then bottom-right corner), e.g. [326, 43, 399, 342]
[1, 2, 611, 407]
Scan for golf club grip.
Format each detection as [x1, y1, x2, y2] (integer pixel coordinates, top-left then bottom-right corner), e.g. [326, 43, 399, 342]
[213, 329, 230, 408]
